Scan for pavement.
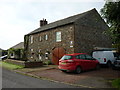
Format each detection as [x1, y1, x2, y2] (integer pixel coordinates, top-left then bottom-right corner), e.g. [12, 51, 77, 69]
[14, 65, 120, 88]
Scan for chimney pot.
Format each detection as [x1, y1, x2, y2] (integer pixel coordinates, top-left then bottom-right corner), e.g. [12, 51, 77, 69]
[40, 18, 48, 27]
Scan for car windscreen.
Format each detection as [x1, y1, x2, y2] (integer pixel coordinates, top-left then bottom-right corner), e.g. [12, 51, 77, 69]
[61, 55, 73, 60]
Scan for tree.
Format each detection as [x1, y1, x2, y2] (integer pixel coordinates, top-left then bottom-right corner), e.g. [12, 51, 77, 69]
[101, 1, 120, 52]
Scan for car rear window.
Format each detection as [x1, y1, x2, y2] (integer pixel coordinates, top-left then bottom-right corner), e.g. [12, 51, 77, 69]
[61, 55, 73, 60]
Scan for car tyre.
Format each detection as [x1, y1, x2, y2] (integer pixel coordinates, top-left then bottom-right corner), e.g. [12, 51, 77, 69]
[112, 65, 117, 70]
[75, 66, 82, 74]
[107, 61, 111, 68]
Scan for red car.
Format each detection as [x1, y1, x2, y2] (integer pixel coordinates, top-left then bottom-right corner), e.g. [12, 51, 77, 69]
[58, 53, 100, 74]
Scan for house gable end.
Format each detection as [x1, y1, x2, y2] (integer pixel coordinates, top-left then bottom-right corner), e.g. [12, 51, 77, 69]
[75, 8, 109, 31]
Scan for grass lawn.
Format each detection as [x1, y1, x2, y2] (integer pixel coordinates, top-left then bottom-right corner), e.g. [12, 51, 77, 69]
[0, 61, 24, 70]
[112, 78, 120, 90]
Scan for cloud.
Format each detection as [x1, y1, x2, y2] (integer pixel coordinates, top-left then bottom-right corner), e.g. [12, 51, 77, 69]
[0, 0, 104, 3]
[0, 1, 105, 50]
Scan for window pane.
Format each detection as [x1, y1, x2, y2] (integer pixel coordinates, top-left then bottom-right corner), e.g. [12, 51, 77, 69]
[45, 35, 48, 40]
[61, 55, 72, 60]
[85, 55, 93, 60]
[56, 32, 61, 42]
[30, 36, 33, 44]
[76, 55, 79, 59]
[39, 36, 42, 41]
[79, 54, 86, 59]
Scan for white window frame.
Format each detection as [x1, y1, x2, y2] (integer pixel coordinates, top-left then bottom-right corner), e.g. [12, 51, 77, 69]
[39, 36, 42, 41]
[39, 54, 42, 60]
[45, 34, 48, 40]
[56, 31, 61, 42]
[31, 49, 33, 52]
[30, 36, 33, 44]
[38, 49, 42, 60]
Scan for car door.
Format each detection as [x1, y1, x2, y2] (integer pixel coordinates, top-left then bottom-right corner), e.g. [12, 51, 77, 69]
[78, 54, 89, 70]
[85, 55, 95, 69]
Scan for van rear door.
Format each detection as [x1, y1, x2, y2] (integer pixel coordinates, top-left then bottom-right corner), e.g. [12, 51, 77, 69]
[92, 51, 105, 64]
[113, 52, 120, 60]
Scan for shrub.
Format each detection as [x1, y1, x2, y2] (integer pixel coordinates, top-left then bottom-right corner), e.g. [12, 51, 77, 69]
[43, 60, 52, 65]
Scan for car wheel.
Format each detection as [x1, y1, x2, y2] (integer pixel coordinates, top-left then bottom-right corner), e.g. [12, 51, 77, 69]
[107, 61, 111, 68]
[75, 66, 82, 74]
[95, 64, 100, 70]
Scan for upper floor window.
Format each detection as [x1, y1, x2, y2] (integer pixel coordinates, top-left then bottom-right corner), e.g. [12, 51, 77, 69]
[56, 31, 61, 42]
[30, 36, 33, 44]
[45, 34, 48, 40]
[39, 36, 42, 41]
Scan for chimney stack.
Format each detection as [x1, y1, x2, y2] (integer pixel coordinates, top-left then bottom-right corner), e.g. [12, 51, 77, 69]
[40, 18, 48, 27]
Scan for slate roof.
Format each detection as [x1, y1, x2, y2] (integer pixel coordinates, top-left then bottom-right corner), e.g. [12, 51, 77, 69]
[10, 42, 24, 49]
[27, 8, 97, 35]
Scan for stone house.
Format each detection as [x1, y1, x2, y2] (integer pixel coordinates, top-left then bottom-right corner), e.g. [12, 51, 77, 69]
[8, 42, 24, 60]
[24, 8, 112, 65]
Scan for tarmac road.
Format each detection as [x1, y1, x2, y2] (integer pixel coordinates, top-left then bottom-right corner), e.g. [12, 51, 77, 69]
[2, 68, 79, 88]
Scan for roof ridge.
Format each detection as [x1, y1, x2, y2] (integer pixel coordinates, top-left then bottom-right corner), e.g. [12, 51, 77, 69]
[43, 8, 96, 26]
[27, 8, 97, 35]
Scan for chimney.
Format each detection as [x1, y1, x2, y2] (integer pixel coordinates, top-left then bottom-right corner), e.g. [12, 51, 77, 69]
[40, 18, 48, 27]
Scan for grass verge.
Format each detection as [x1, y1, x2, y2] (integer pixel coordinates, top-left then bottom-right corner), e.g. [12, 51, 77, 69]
[112, 78, 120, 89]
[0, 61, 24, 70]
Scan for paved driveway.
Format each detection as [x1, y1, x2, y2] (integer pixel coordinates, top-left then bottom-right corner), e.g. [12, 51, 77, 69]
[27, 67, 120, 88]
[15, 65, 120, 88]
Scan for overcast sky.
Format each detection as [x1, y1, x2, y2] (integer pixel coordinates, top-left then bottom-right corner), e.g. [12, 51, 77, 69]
[0, 0, 105, 50]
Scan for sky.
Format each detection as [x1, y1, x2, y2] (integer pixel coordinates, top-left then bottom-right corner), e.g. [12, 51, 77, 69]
[0, 0, 106, 50]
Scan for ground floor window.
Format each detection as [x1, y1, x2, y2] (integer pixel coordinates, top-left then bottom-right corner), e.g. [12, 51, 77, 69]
[45, 52, 48, 59]
[39, 54, 42, 61]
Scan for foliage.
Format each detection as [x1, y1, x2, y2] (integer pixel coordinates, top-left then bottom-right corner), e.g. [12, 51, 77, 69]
[14, 49, 21, 57]
[8, 48, 14, 54]
[24, 35, 29, 60]
[8, 48, 24, 60]
[2, 50, 8, 56]
[101, 1, 120, 52]
[112, 78, 120, 89]
[43, 60, 52, 65]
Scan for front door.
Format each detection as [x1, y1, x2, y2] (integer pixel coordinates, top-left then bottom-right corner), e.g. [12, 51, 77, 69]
[52, 47, 65, 65]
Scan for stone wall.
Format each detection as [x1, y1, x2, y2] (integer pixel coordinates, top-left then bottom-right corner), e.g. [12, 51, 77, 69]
[27, 24, 75, 61]
[74, 10, 112, 54]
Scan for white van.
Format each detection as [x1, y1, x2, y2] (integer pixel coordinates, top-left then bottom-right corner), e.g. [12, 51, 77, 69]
[92, 51, 118, 67]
